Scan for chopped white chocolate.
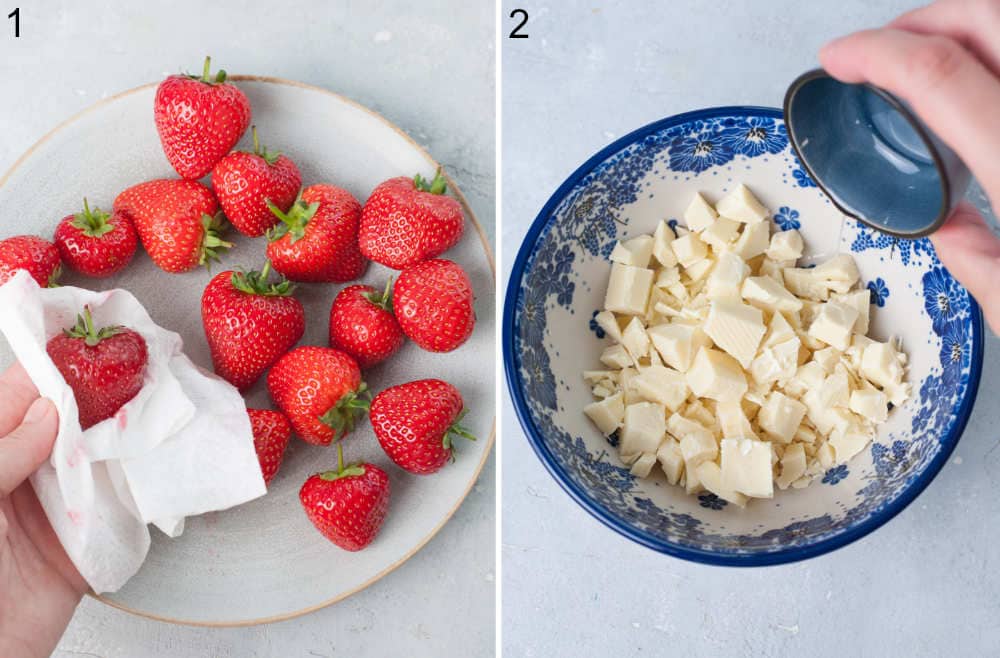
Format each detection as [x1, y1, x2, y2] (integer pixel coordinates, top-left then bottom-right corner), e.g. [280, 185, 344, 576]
[732, 221, 771, 260]
[647, 323, 710, 372]
[656, 438, 685, 485]
[716, 183, 769, 224]
[700, 216, 741, 249]
[593, 310, 623, 343]
[630, 452, 658, 478]
[706, 251, 749, 300]
[670, 232, 708, 268]
[849, 387, 888, 423]
[776, 443, 807, 489]
[600, 344, 631, 370]
[584, 392, 625, 435]
[766, 229, 804, 261]
[696, 461, 748, 507]
[757, 391, 807, 443]
[741, 275, 803, 313]
[631, 365, 689, 412]
[683, 192, 718, 231]
[620, 402, 666, 462]
[686, 347, 748, 402]
[720, 438, 773, 498]
[703, 299, 765, 369]
[652, 220, 678, 267]
[621, 316, 650, 362]
[679, 427, 718, 469]
[808, 301, 859, 350]
[605, 262, 654, 315]
[610, 235, 655, 268]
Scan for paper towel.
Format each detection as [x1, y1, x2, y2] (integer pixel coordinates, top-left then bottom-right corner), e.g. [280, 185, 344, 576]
[0, 271, 266, 593]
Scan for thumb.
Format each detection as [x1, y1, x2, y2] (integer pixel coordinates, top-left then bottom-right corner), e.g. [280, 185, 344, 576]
[0, 398, 58, 497]
[929, 202, 1000, 335]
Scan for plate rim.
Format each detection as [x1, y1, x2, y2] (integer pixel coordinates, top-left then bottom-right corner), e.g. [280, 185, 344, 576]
[0, 74, 496, 626]
[502, 104, 984, 566]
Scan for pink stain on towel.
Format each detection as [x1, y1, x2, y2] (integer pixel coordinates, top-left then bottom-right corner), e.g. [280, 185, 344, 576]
[116, 407, 128, 430]
[66, 510, 82, 526]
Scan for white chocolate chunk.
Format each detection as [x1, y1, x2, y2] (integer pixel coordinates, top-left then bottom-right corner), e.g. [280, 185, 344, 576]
[621, 316, 650, 362]
[652, 220, 678, 267]
[716, 184, 769, 224]
[686, 347, 748, 402]
[700, 216, 742, 249]
[832, 289, 871, 335]
[766, 229, 804, 261]
[620, 402, 666, 462]
[648, 323, 711, 372]
[741, 275, 803, 313]
[584, 392, 625, 435]
[703, 299, 766, 369]
[706, 251, 749, 300]
[593, 310, 623, 343]
[630, 452, 658, 478]
[808, 301, 859, 350]
[600, 344, 631, 369]
[776, 443, 807, 490]
[631, 365, 689, 412]
[813, 254, 860, 288]
[750, 337, 800, 386]
[696, 461, 748, 507]
[610, 235, 655, 268]
[684, 257, 715, 284]
[861, 341, 904, 389]
[717, 399, 757, 439]
[757, 391, 807, 443]
[670, 232, 708, 268]
[667, 411, 708, 440]
[683, 192, 718, 231]
[656, 439, 685, 485]
[655, 266, 681, 289]
[830, 430, 871, 464]
[819, 366, 851, 408]
[849, 387, 888, 423]
[720, 438, 774, 498]
[605, 262, 654, 315]
[679, 428, 718, 470]
[732, 221, 771, 260]
[764, 311, 797, 347]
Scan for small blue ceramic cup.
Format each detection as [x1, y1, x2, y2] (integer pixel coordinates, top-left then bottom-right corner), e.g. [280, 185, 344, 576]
[784, 68, 971, 238]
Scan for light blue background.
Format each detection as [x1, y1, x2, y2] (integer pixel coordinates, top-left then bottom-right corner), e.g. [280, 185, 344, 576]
[502, 1, 999, 656]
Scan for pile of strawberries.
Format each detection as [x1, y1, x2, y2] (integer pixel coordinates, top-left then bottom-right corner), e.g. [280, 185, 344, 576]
[0, 58, 480, 552]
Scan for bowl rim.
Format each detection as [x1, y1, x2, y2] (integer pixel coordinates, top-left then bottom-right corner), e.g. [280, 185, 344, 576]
[503, 105, 985, 566]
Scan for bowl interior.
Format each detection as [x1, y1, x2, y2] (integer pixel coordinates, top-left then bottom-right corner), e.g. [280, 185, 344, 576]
[505, 107, 982, 564]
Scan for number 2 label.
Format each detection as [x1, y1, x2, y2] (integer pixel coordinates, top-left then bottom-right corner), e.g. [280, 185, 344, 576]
[509, 9, 528, 39]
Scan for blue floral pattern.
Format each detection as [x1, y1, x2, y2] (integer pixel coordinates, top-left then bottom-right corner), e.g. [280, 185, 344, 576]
[509, 109, 981, 560]
[588, 310, 605, 339]
[773, 206, 801, 231]
[867, 278, 889, 307]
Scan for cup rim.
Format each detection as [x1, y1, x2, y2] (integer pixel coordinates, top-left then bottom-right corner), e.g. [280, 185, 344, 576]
[503, 105, 985, 566]
[783, 68, 952, 239]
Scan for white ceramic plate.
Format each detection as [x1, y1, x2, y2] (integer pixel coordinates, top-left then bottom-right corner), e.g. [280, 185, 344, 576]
[0, 77, 495, 625]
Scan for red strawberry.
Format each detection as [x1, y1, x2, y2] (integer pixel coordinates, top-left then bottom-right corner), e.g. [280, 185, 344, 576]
[53, 199, 138, 277]
[46, 306, 147, 430]
[114, 178, 232, 273]
[265, 184, 368, 283]
[370, 379, 476, 475]
[201, 263, 305, 391]
[359, 169, 465, 269]
[267, 346, 369, 446]
[212, 126, 301, 237]
[328, 281, 404, 368]
[0, 235, 61, 287]
[299, 444, 390, 551]
[248, 408, 292, 485]
[393, 259, 475, 352]
[154, 56, 252, 180]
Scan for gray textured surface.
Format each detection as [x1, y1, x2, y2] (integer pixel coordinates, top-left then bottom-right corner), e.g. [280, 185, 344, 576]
[0, 1, 495, 655]
[502, 1, 1000, 656]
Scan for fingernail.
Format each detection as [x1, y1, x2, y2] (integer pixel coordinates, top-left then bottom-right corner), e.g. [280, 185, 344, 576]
[23, 398, 52, 424]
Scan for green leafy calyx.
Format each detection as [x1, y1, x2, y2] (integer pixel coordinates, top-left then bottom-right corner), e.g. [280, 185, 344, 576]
[186, 56, 228, 85]
[231, 261, 295, 297]
[318, 443, 367, 481]
[199, 213, 234, 270]
[413, 167, 448, 195]
[266, 191, 319, 244]
[71, 198, 115, 238]
[64, 305, 124, 347]
[318, 382, 371, 440]
[248, 126, 282, 166]
[362, 278, 394, 311]
[443, 408, 477, 460]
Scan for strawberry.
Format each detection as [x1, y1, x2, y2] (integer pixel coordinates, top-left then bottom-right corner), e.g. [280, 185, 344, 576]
[211, 126, 301, 237]
[265, 184, 368, 283]
[46, 306, 147, 430]
[114, 178, 232, 273]
[247, 408, 292, 485]
[53, 199, 138, 277]
[299, 444, 390, 551]
[267, 346, 369, 446]
[370, 379, 476, 475]
[154, 56, 252, 180]
[393, 259, 475, 352]
[201, 263, 305, 391]
[0, 235, 61, 287]
[359, 169, 465, 269]
[328, 281, 404, 368]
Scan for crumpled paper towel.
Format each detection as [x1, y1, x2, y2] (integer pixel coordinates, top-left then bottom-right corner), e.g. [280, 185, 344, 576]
[0, 270, 266, 593]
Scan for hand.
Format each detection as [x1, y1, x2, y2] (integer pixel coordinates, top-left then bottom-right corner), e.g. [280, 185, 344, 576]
[819, 0, 1000, 333]
[0, 363, 86, 658]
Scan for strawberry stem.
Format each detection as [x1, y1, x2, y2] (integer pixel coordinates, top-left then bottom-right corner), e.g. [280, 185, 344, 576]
[266, 191, 319, 244]
[318, 443, 367, 481]
[190, 56, 227, 85]
[231, 260, 295, 296]
[71, 198, 115, 238]
[318, 382, 371, 441]
[64, 305, 125, 347]
[362, 278, 394, 311]
[413, 167, 448, 195]
[443, 409, 477, 458]
[249, 126, 281, 165]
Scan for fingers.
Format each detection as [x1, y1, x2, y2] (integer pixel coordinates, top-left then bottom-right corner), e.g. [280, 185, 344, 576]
[820, 28, 1000, 203]
[0, 362, 40, 436]
[929, 202, 1000, 334]
[0, 398, 58, 497]
[891, 0, 1000, 78]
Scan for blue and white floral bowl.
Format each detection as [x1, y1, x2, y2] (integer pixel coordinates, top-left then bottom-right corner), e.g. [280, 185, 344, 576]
[503, 107, 985, 565]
